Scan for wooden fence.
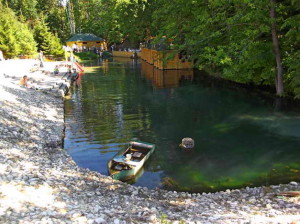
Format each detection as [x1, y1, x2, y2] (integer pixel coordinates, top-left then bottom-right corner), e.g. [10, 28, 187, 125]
[140, 48, 193, 70]
[141, 60, 193, 88]
[112, 51, 141, 58]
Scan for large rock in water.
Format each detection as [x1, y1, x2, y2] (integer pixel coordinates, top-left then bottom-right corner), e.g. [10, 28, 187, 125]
[180, 137, 194, 149]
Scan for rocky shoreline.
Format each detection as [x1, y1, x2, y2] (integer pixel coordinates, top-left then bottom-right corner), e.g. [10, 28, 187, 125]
[0, 60, 300, 224]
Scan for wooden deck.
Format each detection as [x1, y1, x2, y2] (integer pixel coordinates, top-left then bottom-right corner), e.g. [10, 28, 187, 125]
[141, 48, 193, 70]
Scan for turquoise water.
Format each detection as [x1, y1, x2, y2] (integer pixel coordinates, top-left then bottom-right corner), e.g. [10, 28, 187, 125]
[64, 58, 300, 193]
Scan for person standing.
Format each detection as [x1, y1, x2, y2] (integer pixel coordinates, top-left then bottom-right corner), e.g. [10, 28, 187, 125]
[39, 50, 44, 67]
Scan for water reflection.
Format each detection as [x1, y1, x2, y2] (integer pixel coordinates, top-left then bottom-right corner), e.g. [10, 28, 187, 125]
[64, 59, 300, 193]
[141, 60, 193, 88]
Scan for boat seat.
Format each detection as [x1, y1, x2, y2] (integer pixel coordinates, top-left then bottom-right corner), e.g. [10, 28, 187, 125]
[114, 164, 123, 171]
[132, 152, 143, 158]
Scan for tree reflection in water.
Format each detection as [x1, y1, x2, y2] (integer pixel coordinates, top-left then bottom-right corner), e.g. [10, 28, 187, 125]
[64, 58, 300, 193]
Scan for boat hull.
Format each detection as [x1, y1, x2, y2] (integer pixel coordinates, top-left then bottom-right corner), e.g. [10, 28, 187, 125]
[108, 141, 155, 181]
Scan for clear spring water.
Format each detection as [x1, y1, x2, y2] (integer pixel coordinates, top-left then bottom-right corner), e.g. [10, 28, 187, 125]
[64, 58, 300, 193]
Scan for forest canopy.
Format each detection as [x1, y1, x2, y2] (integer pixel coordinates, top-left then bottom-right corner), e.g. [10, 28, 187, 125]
[0, 0, 299, 97]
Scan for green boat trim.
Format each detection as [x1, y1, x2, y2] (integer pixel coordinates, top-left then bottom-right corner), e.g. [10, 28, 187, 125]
[108, 141, 155, 181]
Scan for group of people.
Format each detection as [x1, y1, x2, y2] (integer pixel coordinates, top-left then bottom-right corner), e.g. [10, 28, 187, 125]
[67, 65, 80, 82]
[117, 48, 141, 52]
[19, 64, 80, 89]
[19, 51, 44, 88]
[71, 43, 105, 53]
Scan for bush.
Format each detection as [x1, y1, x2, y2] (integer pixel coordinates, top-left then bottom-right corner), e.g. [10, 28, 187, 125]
[74, 52, 99, 61]
[33, 17, 64, 57]
[0, 5, 36, 58]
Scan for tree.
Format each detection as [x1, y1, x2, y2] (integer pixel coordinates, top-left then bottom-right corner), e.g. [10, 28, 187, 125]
[33, 17, 64, 57]
[2, 0, 37, 20]
[149, 0, 299, 96]
[0, 3, 36, 58]
[36, 0, 70, 41]
[270, 0, 284, 95]
[279, 0, 300, 98]
[115, 0, 154, 46]
[1, 0, 299, 97]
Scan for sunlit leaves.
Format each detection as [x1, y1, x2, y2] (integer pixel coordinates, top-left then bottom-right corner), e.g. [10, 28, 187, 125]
[148, 0, 299, 97]
[33, 18, 64, 56]
[0, 4, 36, 58]
[1, 0, 299, 96]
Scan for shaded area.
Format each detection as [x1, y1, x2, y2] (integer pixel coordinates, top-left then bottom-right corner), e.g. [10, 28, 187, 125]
[64, 58, 300, 193]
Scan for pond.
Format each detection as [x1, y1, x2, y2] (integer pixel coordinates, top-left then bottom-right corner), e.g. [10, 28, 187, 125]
[64, 58, 300, 193]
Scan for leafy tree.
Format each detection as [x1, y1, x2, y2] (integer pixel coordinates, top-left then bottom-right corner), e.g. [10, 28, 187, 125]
[1, 0, 299, 97]
[150, 0, 299, 97]
[2, 0, 38, 20]
[97, 0, 124, 44]
[0, 3, 36, 58]
[66, 0, 121, 43]
[280, 0, 300, 97]
[33, 17, 64, 57]
[115, 0, 153, 46]
[67, 0, 154, 45]
[270, 0, 284, 95]
[36, 0, 70, 41]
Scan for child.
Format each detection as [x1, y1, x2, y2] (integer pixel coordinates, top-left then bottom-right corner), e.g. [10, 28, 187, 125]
[19, 75, 28, 87]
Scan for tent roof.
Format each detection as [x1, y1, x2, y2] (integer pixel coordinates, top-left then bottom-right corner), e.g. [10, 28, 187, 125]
[67, 33, 104, 42]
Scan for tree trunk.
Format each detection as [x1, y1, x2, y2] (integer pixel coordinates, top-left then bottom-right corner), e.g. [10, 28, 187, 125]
[270, 0, 284, 95]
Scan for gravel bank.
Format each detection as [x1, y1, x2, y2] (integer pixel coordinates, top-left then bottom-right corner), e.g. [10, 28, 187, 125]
[0, 60, 300, 224]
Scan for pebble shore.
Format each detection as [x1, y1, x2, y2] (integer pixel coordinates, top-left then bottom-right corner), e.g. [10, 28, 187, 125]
[0, 59, 300, 224]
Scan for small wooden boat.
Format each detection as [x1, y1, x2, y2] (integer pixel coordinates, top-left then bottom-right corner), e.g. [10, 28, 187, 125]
[108, 141, 155, 181]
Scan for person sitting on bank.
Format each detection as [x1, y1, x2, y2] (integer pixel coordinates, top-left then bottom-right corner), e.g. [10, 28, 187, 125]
[19, 75, 28, 88]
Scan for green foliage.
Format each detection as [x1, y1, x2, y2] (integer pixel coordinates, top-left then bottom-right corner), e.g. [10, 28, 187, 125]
[101, 51, 113, 58]
[280, 2, 300, 97]
[0, 4, 36, 58]
[68, 0, 154, 45]
[36, 0, 70, 41]
[149, 0, 300, 97]
[33, 18, 64, 57]
[91, 0, 124, 44]
[160, 214, 170, 224]
[1, 0, 299, 97]
[2, 0, 38, 20]
[160, 214, 184, 224]
[74, 52, 99, 61]
[74, 51, 112, 61]
[115, 0, 152, 45]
